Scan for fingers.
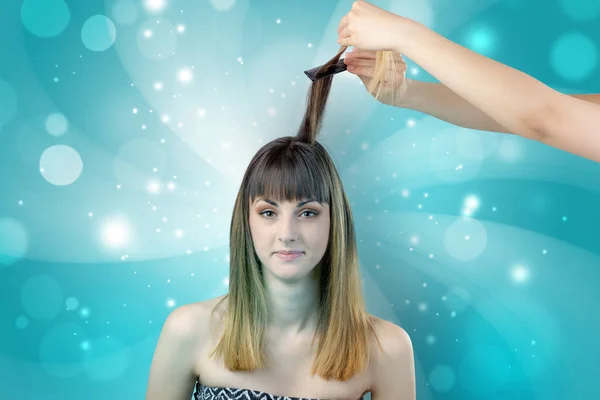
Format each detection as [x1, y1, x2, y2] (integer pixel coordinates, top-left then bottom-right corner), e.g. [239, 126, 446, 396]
[337, 15, 348, 34]
[338, 36, 353, 46]
[344, 58, 376, 68]
[345, 56, 407, 72]
[346, 49, 376, 60]
[346, 65, 371, 77]
[339, 26, 352, 39]
[346, 49, 406, 63]
[346, 60, 407, 87]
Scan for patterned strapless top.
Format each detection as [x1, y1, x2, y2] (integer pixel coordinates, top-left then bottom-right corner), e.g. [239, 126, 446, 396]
[194, 381, 366, 400]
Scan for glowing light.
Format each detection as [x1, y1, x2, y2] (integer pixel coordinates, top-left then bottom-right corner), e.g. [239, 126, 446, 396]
[146, 179, 162, 194]
[511, 264, 530, 284]
[101, 217, 131, 249]
[462, 195, 481, 216]
[177, 67, 193, 84]
[144, 0, 167, 13]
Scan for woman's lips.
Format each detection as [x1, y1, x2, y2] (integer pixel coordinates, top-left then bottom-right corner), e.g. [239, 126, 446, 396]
[275, 252, 304, 261]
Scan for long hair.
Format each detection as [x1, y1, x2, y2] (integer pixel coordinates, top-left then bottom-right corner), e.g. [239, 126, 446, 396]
[209, 47, 392, 381]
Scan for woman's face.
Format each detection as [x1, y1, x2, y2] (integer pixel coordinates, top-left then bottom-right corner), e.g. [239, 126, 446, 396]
[249, 196, 330, 281]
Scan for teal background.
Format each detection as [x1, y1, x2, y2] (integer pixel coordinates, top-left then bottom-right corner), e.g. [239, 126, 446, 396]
[1, 0, 599, 399]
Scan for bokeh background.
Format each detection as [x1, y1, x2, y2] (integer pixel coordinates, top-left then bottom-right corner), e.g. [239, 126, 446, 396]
[1, 0, 599, 399]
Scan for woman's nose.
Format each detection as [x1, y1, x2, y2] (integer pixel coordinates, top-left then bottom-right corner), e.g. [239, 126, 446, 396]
[278, 214, 299, 242]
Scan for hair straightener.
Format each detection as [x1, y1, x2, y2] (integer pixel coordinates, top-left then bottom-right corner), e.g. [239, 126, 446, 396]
[304, 58, 348, 81]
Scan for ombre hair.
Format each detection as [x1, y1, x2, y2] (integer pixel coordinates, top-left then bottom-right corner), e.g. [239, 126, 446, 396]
[209, 47, 392, 381]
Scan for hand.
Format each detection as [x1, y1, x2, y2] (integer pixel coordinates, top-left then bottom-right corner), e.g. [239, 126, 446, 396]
[344, 49, 407, 107]
[337, 1, 406, 52]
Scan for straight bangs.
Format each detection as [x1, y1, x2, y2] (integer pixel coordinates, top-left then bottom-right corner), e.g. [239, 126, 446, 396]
[245, 141, 331, 207]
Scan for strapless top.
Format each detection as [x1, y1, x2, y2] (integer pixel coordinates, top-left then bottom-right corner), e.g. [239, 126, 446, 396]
[194, 381, 366, 400]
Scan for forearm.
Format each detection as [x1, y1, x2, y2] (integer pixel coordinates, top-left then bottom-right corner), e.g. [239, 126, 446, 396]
[396, 19, 560, 141]
[397, 80, 511, 133]
[395, 82, 600, 137]
[397, 81, 600, 134]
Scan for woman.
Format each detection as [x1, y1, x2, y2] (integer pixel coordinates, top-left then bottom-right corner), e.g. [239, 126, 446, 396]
[338, 1, 600, 164]
[145, 47, 416, 400]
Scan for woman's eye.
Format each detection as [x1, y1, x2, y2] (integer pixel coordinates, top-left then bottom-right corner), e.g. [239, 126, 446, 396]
[259, 210, 318, 218]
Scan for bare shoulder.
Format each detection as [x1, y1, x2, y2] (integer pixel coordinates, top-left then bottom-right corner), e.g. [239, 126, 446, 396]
[369, 316, 412, 353]
[166, 295, 227, 341]
[146, 295, 227, 399]
[367, 316, 416, 400]
[153, 295, 226, 359]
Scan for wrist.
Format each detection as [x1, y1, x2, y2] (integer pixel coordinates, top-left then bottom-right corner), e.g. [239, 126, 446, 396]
[391, 16, 422, 55]
[392, 79, 422, 110]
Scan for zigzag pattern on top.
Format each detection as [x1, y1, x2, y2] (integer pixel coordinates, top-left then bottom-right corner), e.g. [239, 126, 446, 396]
[194, 382, 365, 400]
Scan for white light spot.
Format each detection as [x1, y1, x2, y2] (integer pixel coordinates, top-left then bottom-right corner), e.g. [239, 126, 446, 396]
[45, 113, 69, 136]
[511, 264, 530, 284]
[144, 0, 166, 13]
[462, 194, 481, 216]
[101, 217, 131, 249]
[146, 179, 162, 194]
[177, 67, 193, 84]
[39, 145, 83, 186]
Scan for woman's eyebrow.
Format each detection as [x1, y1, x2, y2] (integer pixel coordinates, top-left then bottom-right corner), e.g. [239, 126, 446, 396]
[254, 199, 318, 208]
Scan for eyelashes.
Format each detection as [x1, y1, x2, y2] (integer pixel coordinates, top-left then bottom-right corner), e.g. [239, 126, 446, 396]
[259, 210, 319, 219]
